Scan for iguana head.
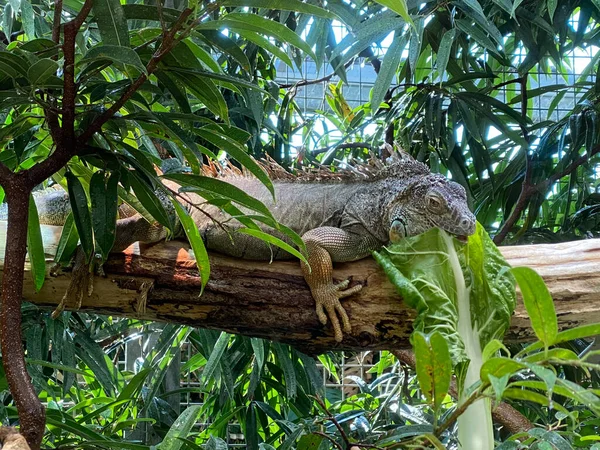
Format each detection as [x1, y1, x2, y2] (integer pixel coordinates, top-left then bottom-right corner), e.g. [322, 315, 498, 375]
[387, 174, 476, 242]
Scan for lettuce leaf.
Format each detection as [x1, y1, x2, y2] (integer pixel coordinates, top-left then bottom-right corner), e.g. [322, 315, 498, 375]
[373, 223, 516, 366]
[374, 223, 516, 450]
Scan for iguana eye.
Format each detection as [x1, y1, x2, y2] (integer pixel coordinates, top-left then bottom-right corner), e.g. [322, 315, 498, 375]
[428, 196, 443, 210]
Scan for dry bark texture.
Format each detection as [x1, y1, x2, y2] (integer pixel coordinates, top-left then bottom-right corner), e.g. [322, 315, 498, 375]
[2, 223, 599, 354]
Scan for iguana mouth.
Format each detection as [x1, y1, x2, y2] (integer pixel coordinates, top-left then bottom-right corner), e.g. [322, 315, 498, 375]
[455, 235, 468, 243]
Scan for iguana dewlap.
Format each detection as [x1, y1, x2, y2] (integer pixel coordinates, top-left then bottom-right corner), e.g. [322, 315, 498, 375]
[15, 149, 476, 342]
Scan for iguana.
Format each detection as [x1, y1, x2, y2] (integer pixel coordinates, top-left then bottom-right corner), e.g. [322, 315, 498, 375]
[8, 145, 476, 341]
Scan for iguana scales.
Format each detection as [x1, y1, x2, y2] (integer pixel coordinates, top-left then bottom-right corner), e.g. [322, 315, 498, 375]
[9, 145, 476, 342]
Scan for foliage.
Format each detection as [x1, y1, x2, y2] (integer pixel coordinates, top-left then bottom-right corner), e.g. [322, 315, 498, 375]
[2, 0, 600, 448]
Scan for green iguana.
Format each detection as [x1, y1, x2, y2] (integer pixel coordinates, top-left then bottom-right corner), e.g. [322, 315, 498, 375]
[8, 145, 476, 342]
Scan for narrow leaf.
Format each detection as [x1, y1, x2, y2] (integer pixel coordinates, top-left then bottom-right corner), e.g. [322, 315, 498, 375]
[163, 173, 273, 218]
[171, 199, 210, 293]
[436, 29, 456, 80]
[159, 405, 202, 450]
[372, 0, 414, 26]
[90, 172, 119, 260]
[27, 58, 58, 85]
[27, 196, 45, 292]
[511, 266, 557, 348]
[129, 172, 172, 230]
[194, 128, 274, 196]
[84, 45, 146, 74]
[93, 0, 130, 47]
[66, 172, 94, 261]
[371, 31, 404, 110]
[54, 212, 79, 265]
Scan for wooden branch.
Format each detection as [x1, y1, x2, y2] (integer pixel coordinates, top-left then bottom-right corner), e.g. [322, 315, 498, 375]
[4, 223, 600, 354]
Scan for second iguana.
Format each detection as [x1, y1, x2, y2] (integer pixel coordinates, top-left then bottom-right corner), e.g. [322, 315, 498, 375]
[15, 145, 476, 342]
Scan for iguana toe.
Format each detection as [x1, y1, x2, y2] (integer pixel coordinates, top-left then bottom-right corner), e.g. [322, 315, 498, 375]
[313, 281, 362, 342]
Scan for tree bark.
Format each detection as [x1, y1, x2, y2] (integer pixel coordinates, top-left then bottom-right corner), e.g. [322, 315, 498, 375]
[0, 192, 44, 449]
[4, 223, 600, 354]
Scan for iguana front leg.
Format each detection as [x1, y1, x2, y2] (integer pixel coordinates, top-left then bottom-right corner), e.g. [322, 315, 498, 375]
[301, 227, 379, 342]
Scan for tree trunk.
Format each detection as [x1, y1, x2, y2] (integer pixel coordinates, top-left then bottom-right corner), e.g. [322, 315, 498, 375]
[3, 223, 600, 354]
[0, 194, 44, 449]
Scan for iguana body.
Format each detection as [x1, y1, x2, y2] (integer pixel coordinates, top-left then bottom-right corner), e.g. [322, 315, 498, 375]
[13, 148, 476, 341]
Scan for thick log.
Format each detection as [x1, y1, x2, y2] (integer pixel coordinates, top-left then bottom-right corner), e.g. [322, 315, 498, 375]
[1, 223, 599, 353]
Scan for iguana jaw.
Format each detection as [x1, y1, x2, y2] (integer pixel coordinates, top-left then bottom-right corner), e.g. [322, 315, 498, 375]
[388, 218, 475, 243]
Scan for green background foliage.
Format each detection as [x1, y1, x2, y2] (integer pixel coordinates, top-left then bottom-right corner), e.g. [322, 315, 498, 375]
[2, 0, 600, 448]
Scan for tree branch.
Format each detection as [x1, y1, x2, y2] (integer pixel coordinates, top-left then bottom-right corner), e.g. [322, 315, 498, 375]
[76, 8, 193, 146]
[51, 0, 62, 44]
[494, 74, 532, 245]
[9, 226, 600, 354]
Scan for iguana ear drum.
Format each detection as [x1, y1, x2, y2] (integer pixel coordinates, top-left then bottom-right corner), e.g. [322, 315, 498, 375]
[389, 218, 407, 242]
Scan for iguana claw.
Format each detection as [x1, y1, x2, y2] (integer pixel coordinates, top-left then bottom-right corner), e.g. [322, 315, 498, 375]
[313, 280, 362, 342]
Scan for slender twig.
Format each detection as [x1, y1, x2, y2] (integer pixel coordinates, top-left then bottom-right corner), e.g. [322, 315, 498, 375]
[434, 390, 482, 436]
[313, 431, 343, 450]
[279, 62, 353, 89]
[314, 396, 352, 448]
[488, 77, 522, 93]
[156, 0, 167, 33]
[494, 74, 532, 244]
[76, 8, 193, 146]
[51, 0, 62, 44]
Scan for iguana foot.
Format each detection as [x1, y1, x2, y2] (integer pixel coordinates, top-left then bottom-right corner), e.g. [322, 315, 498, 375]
[313, 279, 362, 342]
[51, 248, 94, 319]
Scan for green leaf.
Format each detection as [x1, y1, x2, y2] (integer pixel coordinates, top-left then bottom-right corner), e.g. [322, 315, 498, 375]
[54, 212, 79, 265]
[66, 172, 94, 262]
[371, 31, 404, 110]
[179, 74, 228, 123]
[27, 195, 45, 292]
[20, 0, 35, 39]
[93, 0, 130, 47]
[194, 128, 273, 196]
[158, 405, 202, 450]
[128, 171, 172, 230]
[90, 172, 119, 260]
[122, 4, 180, 22]
[251, 338, 264, 369]
[84, 45, 146, 74]
[480, 357, 526, 382]
[171, 199, 210, 293]
[199, 14, 316, 61]
[27, 58, 58, 85]
[273, 343, 297, 398]
[521, 323, 600, 355]
[238, 228, 308, 264]
[511, 266, 557, 348]
[547, 0, 557, 22]
[163, 174, 273, 219]
[245, 403, 258, 450]
[522, 348, 578, 363]
[411, 331, 452, 411]
[202, 332, 229, 382]
[372, 0, 414, 26]
[222, 0, 336, 18]
[436, 29, 456, 79]
[488, 374, 510, 402]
